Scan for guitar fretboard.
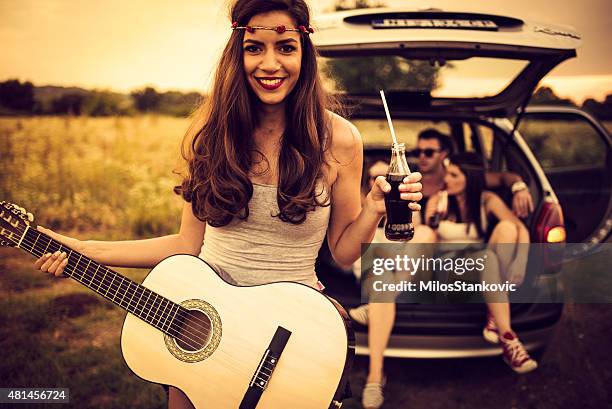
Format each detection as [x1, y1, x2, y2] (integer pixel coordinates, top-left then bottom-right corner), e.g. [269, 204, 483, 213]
[19, 227, 187, 338]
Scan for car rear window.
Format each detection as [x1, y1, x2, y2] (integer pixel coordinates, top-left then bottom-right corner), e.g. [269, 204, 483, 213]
[320, 56, 528, 98]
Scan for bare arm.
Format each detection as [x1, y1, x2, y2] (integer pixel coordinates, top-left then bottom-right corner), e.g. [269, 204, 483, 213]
[35, 201, 206, 273]
[484, 171, 522, 189]
[485, 171, 534, 218]
[326, 117, 421, 266]
[325, 119, 375, 266]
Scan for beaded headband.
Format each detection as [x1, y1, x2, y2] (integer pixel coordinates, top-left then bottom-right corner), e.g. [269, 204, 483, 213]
[231, 21, 314, 34]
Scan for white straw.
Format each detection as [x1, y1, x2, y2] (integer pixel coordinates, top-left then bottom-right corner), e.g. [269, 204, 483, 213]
[379, 90, 398, 146]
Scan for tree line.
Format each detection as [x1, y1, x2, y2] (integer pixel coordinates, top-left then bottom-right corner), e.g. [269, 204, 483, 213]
[0, 79, 202, 117]
[530, 86, 612, 120]
[1, 79, 611, 120]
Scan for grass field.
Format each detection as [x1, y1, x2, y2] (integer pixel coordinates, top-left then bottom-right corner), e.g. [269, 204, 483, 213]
[0, 116, 187, 408]
[1, 115, 611, 408]
[0, 249, 166, 408]
[0, 116, 187, 239]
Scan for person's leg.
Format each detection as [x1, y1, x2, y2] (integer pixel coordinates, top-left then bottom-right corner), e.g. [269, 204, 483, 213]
[485, 302, 511, 335]
[365, 225, 437, 382]
[488, 220, 520, 278]
[472, 250, 512, 334]
[506, 223, 531, 284]
[359, 268, 394, 408]
[485, 222, 537, 373]
[486, 220, 520, 334]
[367, 302, 395, 384]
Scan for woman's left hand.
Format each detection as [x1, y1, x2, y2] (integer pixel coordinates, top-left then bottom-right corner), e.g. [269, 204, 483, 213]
[366, 172, 423, 216]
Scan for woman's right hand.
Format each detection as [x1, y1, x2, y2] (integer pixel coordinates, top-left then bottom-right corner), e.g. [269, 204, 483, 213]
[33, 226, 83, 277]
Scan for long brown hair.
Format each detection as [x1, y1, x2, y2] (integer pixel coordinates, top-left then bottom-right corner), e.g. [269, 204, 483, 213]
[446, 152, 487, 238]
[174, 0, 340, 227]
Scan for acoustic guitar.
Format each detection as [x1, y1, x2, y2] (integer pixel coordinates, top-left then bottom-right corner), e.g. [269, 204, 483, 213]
[0, 201, 354, 408]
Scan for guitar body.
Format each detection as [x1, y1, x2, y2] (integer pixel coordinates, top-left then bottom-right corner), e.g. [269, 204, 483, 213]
[121, 254, 353, 409]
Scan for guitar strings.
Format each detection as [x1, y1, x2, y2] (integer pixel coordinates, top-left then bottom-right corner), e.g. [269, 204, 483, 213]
[18, 235, 217, 352]
[16, 228, 217, 335]
[21, 231, 255, 377]
[9, 221, 224, 337]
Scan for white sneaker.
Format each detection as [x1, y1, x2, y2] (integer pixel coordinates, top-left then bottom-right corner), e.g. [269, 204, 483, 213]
[349, 304, 369, 325]
[361, 377, 386, 409]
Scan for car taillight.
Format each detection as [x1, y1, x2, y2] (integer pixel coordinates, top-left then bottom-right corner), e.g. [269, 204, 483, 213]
[546, 226, 566, 243]
[535, 201, 566, 273]
[535, 201, 565, 243]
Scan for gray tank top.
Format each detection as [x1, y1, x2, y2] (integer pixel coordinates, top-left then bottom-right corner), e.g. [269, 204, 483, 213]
[199, 181, 331, 288]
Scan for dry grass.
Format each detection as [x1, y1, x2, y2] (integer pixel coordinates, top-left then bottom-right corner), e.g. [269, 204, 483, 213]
[0, 115, 186, 237]
[0, 248, 165, 408]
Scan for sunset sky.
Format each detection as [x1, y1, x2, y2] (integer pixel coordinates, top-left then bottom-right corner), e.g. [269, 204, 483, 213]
[1, 0, 611, 103]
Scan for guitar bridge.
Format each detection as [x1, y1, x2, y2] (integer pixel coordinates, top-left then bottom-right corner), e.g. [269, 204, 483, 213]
[240, 326, 291, 409]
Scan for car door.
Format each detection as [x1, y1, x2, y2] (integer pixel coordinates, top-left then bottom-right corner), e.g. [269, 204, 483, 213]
[517, 106, 612, 244]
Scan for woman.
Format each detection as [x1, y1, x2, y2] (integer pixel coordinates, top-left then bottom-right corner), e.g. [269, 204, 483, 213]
[423, 152, 537, 374]
[31, 0, 422, 408]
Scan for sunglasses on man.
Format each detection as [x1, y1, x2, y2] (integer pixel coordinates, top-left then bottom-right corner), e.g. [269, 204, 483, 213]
[409, 148, 443, 158]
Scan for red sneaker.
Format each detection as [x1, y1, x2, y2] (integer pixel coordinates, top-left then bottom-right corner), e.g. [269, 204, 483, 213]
[482, 314, 500, 344]
[500, 332, 538, 374]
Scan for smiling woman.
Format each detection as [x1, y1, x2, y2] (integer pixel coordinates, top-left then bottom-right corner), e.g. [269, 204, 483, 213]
[242, 13, 303, 103]
[174, 1, 337, 228]
[27, 0, 423, 408]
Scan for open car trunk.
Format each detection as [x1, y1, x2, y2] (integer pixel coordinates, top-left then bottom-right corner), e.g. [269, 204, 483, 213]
[313, 8, 581, 117]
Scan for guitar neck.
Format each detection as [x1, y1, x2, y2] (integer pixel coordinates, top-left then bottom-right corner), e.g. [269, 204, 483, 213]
[18, 226, 183, 337]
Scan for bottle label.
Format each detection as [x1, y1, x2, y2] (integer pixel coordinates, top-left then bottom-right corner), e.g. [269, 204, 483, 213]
[390, 223, 411, 231]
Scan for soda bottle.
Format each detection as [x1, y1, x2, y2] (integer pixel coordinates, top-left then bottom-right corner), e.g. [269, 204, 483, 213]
[428, 190, 448, 229]
[384, 143, 414, 241]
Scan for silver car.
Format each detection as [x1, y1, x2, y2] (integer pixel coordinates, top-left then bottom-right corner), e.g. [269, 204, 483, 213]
[313, 7, 612, 358]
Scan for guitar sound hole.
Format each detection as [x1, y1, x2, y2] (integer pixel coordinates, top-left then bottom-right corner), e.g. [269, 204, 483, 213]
[175, 309, 212, 352]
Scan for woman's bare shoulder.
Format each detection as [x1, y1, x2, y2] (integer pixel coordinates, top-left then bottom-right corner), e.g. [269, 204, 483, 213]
[326, 110, 361, 153]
